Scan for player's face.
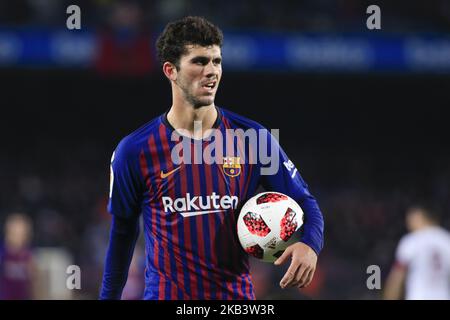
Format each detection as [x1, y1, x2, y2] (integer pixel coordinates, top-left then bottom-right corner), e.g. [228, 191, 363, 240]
[406, 209, 425, 232]
[5, 217, 31, 249]
[175, 45, 222, 108]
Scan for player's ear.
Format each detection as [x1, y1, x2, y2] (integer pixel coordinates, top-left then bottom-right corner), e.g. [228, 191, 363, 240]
[163, 62, 177, 81]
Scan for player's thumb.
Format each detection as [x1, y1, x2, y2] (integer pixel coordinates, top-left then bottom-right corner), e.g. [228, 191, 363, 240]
[274, 247, 292, 266]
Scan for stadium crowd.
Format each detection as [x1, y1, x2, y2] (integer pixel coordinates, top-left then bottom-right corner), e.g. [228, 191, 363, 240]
[1, 0, 450, 32]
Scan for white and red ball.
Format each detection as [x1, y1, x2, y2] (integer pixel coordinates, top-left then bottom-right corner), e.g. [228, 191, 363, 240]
[237, 192, 304, 263]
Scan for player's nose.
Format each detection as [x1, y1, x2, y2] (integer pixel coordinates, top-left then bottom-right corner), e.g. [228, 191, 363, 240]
[204, 61, 220, 78]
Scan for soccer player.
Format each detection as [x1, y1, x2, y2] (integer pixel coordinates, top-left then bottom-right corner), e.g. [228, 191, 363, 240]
[0, 213, 36, 300]
[384, 204, 450, 300]
[100, 16, 324, 300]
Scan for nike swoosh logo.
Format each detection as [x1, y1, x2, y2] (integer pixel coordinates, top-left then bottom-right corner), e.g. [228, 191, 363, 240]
[179, 209, 225, 217]
[160, 166, 181, 179]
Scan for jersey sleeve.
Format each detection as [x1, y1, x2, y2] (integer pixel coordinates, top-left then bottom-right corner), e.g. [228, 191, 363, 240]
[108, 137, 144, 219]
[395, 235, 413, 267]
[259, 128, 324, 255]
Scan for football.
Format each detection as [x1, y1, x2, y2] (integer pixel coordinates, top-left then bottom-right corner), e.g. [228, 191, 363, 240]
[237, 191, 304, 263]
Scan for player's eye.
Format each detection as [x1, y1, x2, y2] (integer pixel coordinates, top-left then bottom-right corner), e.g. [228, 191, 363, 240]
[213, 58, 222, 65]
[192, 57, 208, 66]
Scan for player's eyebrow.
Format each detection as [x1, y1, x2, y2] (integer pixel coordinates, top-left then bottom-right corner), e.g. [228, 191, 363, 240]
[190, 56, 222, 64]
[190, 56, 210, 64]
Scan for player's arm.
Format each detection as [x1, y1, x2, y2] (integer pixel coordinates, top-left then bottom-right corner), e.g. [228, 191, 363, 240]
[383, 262, 406, 300]
[383, 237, 410, 300]
[99, 137, 144, 299]
[259, 129, 324, 289]
[100, 215, 140, 299]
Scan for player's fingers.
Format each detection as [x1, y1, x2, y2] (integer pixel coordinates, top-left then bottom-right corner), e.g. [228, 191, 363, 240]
[280, 268, 298, 289]
[299, 268, 315, 289]
[274, 247, 292, 266]
[292, 264, 308, 287]
[304, 268, 315, 287]
[280, 259, 300, 288]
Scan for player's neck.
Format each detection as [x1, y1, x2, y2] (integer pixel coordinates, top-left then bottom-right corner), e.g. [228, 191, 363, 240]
[412, 222, 438, 233]
[167, 103, 218, 139]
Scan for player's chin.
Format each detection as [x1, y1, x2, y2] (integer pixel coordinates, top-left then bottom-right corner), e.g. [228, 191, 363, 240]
[196, 95, 215, 107]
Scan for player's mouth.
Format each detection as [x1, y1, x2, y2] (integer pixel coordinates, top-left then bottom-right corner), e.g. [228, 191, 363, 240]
[201, 81, 217, 93]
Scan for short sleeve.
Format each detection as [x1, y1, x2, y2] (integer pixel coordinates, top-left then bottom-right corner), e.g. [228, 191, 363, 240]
[395, 235, 413, 267]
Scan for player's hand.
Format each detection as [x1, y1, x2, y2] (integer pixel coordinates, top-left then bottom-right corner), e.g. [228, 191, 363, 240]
[274, 242, 317, 289]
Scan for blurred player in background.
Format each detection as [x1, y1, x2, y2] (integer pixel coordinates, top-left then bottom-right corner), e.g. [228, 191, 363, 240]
[384, 204, 450, 300]
[100, 16, 324, 300]
[0, 213, 36, 299]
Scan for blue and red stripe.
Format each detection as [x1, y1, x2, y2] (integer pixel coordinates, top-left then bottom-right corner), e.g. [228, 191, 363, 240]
[159, 125, 188, 299]
[147, 134, 168, 299]
[134, 110, 259, 300]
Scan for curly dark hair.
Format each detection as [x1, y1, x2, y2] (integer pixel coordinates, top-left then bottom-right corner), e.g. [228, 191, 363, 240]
[156, 16, 223, 69]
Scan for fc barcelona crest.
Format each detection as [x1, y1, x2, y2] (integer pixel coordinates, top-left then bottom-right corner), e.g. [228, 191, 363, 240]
[222, 157, 241, 177]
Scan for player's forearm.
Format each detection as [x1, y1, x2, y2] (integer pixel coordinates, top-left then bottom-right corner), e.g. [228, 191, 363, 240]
[383, 266, 405, 300]
[99, 215, 140, 300]
[298, 195, 324, 256]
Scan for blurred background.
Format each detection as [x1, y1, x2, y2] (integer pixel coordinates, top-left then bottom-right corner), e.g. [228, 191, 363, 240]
[1, 0, 450, 299]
